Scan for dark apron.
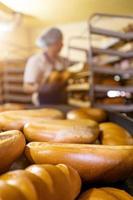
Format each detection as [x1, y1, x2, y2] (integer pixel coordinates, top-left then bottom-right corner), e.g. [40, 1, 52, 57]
[38, 74, 67, 105]
[38, 53, 67, 105]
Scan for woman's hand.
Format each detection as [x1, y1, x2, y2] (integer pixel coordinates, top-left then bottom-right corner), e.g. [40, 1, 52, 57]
[23, 83, 39, 94]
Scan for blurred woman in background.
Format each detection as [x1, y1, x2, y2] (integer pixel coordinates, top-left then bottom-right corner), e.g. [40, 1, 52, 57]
[23, 27, 71, 105]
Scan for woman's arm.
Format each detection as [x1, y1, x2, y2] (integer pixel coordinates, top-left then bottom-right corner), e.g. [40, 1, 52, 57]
[23, 83, 39, 94]
[23, 55, 42, 94]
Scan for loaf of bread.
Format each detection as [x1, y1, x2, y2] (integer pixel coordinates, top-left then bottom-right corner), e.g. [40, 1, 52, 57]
[0, 180, 26, 200]
[23, 119, 99, 144]
[0, 130, 25, 173]
[48, 71, 71, 84]
[0, 108, 64, 131]
[100, 122, 133, 145]
[101, 78, 120, 86]
[0, 164, 81, 200]
[101, 97, 125, 105]
[67, 108, 107, 122]
[78, 187, 133, 200]
[25, 142, 133, 183]
[0, 103, 26, 112]
[47, 71, 61, 83]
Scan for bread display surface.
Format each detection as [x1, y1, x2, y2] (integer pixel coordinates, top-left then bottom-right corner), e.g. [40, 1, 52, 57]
[67, 108, 107, 122]
[0, 130, 25, 173]
[78, 187, 133, 200]
[100, 122, 133, 145]
[0, 164, 81, 200]
[25, 142, 133, 183]
[23, 119, 99, 144]
[0, 108, 64, 131]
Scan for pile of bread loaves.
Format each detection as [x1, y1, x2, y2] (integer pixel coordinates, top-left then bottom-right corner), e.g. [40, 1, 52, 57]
[0, 104, 133, 199]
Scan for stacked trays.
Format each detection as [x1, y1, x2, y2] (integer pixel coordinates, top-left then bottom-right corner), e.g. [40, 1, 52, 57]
[3, 60, 32, 104]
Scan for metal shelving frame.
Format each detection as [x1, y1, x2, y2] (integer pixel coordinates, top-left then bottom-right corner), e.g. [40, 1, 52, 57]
[88, 13, 133, 112]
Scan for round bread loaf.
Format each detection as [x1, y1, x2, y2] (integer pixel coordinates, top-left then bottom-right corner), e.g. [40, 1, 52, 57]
[78, 187, 133, 200]
[100, 122, 133, 145]
[67, 108, 107, 122]
[0, 130, 25, 173]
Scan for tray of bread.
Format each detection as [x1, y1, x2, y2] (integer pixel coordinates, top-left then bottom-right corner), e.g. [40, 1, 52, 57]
[0, 103, 132, 199]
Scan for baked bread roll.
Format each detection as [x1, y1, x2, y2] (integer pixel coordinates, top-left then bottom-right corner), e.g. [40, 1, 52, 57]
[26, 164, 81, 200]
[0, 130, 25, 173]
[0, 164, 81, 200]
[78, 187, 133, 200]
[1, 175, 38, 200]
[0, 180, 26, 200]
[101, 97, 125, 105]
[23, 119, 99, 144]
[0, 108, 64, 131]
[100, 122, 133, 145]
[25, 142, 133, 183]
[48, 71, 71, 84]
[67, 108, 107, 122]
[1, 170, 46, 200]
[101, 78, 120, 86]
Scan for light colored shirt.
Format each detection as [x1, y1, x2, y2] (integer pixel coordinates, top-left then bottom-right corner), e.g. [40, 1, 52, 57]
[24, 53, 68, 85]
[24, 53, 69, 105]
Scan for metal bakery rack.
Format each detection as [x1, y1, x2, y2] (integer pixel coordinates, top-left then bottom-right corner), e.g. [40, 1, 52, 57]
[0, 42, 35, 105]
[88, 13, 133, 112]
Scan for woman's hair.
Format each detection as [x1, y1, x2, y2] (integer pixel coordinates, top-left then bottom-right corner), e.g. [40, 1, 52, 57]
[36, 27, 63, 48]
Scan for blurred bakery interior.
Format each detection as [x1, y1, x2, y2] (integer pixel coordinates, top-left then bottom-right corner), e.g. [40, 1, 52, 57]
[0, 0, 132, 116]
[0, 1, 133, 199]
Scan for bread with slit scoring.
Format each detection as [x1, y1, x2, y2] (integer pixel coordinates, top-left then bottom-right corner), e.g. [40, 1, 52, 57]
[0, 164, 81, 200]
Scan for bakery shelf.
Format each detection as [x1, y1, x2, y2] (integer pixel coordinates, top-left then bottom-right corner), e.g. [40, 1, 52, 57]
[3, 84, 24, 93]
[94, 103, 133, 112]
[94, 55, 120, 65]
[92, 47, 133, 58]
[94, 85, 133, 93]
[68, 98, 91, 107]
[90, 26, 133, 41]
[67, 83, 90, 91]
[74, 71, 90, 78]
[68, 46, 88, 53]
[88, 13, 133, 112]
[67, 35, 90, 107]
[4, 94, 31, 103]
[93, 65, 133, 75]
[3, 75, 23, 82]
[4, 67, 24, 73]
